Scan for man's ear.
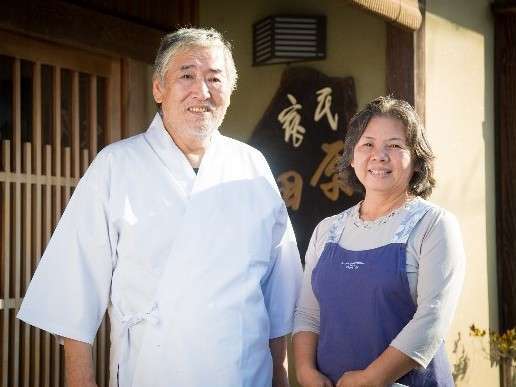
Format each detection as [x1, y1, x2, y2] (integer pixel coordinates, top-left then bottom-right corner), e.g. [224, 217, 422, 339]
[152, 79, 163, 104]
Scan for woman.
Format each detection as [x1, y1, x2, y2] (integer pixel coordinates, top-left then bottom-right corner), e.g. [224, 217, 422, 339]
[293, 96, 465, 387]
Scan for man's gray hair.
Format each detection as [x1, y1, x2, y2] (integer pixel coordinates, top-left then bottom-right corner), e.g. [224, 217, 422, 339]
[153, 27, 238, 91]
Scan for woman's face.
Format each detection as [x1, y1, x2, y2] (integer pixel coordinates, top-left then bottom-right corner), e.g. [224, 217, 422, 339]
[351, 116, 414, 197]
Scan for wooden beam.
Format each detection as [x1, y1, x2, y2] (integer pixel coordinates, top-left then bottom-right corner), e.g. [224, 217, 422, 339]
[0, 29, 113, 78]
[492, 4, 516, 14]
[0, 0, 164, 63]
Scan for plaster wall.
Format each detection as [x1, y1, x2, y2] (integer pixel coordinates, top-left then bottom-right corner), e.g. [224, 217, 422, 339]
[425, 0, 497, 385]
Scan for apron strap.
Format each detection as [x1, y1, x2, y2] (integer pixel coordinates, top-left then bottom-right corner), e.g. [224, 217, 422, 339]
[391, 198, 432, 244]
[326, 208, 352, 244]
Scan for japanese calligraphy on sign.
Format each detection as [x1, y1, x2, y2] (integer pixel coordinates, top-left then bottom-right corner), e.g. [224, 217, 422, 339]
[310, 140, 354, 201]
[249, 67, 360, 259]
[314, 87, 338, 131]
[278, 94, 305, 147]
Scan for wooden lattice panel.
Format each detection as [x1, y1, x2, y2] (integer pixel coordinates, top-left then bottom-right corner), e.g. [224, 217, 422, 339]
[0, 30, 120, 387]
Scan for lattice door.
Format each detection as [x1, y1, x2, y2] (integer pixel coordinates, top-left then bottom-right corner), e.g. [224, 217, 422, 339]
[0, 29, 121, 387]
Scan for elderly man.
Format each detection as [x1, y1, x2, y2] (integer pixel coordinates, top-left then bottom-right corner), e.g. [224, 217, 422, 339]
[18, 28, 302, 387]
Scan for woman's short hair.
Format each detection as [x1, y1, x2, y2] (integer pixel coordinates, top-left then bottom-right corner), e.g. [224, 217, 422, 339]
[340, 96, 435, 198]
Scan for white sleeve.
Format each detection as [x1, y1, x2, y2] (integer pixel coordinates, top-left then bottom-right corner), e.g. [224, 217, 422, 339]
[17, 150, 117, 345]
[390, 210, 466, 367]
[261, 204, 303, 339]
[252, 150, 302, 339]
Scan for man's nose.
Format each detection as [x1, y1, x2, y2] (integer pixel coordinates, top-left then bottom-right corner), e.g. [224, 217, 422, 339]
[192, 78, 210, 99]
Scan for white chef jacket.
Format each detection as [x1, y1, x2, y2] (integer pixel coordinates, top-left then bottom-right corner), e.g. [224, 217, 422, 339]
[18, 113, 303, 387]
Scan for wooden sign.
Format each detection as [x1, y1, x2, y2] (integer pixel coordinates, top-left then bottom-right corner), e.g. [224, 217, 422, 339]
[249, 67, 362, 260]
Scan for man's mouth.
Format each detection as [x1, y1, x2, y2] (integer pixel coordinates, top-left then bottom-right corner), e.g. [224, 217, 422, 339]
[188, 106, 210, 113]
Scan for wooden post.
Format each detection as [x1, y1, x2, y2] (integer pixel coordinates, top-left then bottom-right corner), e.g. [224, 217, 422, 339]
[1, 141, 11, 387]
[64, 148, 71, 204]
[22, 142, 32, 387]
[385, 0, 425, 122]
[89, 75, 98, 159]
[32, 61, 42, 387]
[12, 57, 22, 387]
[43, 145, 52, 387]
[51, 65, 62, 387]
[386, 24, 414, 105]
[493, 2, 516, 332]
[493, 4, 516, 386]
[72, 71, 80, 179]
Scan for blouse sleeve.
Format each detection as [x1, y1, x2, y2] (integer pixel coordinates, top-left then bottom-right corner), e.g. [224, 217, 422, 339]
[390, 209, 466, 367]
[292, 219, 331, 335]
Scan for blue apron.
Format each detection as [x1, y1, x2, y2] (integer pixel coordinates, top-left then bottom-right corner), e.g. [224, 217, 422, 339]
[312, 200, 454, 386]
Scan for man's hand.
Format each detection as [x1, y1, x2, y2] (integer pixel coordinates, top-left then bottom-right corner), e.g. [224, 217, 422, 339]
[63, 338, 98, 387]
[297, 366, 333, 387]
[269, 335, 289, 387]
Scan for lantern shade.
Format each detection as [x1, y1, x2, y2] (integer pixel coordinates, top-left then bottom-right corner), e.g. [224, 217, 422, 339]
[253, 15, 326, 66]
